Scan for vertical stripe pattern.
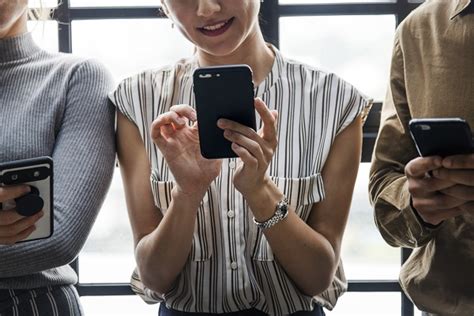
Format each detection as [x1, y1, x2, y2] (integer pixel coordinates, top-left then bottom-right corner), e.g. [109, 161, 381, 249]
[0, 286, 83, 316]
[110, 46, 371, 316]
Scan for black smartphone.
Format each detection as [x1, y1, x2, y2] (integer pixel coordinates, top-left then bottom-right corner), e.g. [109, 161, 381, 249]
[193, 64, 256, 159]
[0, 157, 53, 242]
[409, 118, 474, 157]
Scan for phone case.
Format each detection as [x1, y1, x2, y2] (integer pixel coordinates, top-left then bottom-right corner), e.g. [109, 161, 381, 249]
[409, 118, 474, 157]
[0, 157, 53, 242]
[193, 65, 256, 159]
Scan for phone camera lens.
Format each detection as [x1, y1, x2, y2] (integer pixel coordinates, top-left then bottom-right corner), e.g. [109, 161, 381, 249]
[34, 171, 40, 177]
[11, 174, 18, 181]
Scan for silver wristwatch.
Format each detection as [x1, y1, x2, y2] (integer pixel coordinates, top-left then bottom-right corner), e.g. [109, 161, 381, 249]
[253, 197, 289, 229]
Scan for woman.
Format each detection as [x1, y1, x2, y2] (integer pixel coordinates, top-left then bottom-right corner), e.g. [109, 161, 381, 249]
[0, 1, 115, 315]
[111, 0, 371, 315]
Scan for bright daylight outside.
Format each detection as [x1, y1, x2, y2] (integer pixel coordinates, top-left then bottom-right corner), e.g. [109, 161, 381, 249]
[25, 0, 425, 315]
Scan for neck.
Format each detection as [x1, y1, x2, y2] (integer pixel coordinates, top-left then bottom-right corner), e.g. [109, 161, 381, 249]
[197, 26, 275, 86]
[0, 12, 28, 40]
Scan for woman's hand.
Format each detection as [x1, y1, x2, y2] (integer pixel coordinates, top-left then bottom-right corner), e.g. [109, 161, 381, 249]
[150, 104, 222, 196]
[218, 98, 278, 197]
[0, 185, 44, 245]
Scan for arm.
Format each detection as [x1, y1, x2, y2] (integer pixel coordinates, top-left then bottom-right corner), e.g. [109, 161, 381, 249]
[369, 34, 444, 248]
[220, 98, 362, 296]
[249, 117, 361, 296]
[117, 105, 220, 295]
[0, 60, 115, 277]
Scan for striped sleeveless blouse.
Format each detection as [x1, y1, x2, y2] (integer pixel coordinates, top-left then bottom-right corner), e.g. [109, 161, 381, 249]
[109, 46, 371, 315]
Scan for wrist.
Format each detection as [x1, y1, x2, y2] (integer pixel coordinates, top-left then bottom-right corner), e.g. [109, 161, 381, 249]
[172, 185, 207, 207]
[244, 177, 285, 221]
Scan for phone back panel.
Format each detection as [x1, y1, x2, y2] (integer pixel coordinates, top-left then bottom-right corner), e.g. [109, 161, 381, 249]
[0, 157, 53, 242]
[409, 118, 474, 157]
[193, 65, 256, 159]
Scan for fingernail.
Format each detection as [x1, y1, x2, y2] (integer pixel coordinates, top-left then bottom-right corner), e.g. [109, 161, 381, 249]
[224, 130, 232, 137]
[217, 119, 225, 127]
[176, 118, 185, 125]
[191, 111, 197, 121]
[24, 186, 32, 193]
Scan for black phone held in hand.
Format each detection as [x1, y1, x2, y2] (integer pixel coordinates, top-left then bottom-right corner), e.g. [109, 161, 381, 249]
[193, 64, 256, 159]
[0, 156, 53, 242]
[409, 118, 474, 157]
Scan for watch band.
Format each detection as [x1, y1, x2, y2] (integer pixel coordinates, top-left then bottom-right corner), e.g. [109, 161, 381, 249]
[253, 197, 289, 229]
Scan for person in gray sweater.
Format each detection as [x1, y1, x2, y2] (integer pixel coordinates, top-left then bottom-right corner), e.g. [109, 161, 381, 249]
[0, 1, 115, 315]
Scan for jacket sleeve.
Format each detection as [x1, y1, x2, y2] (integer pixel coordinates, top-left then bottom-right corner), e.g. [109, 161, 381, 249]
[369, 32, 441, 249]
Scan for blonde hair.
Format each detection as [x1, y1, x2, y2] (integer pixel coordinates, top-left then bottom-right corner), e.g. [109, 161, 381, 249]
[28, 0, 53, 21]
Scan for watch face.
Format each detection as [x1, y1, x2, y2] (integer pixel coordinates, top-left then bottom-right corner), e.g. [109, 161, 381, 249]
[253, 197, 290, 229]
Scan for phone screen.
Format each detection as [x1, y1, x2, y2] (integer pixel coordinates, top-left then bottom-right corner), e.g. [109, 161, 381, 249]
[193, 65, 256, 159]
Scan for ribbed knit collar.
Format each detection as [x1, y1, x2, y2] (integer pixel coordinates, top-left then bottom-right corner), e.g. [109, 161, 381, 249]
[0, 33, 40, 63]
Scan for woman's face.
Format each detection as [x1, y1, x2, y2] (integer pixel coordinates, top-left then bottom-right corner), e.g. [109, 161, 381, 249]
[161, 0, 261, 57]
[0, 0, 28, 38]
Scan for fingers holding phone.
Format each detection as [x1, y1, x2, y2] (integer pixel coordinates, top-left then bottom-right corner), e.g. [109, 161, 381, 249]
[219, 98, 279, 196]
[406, 157, 468, 225]
[433, 153, 474, 208]
[0, 157, 53, 243]
[0, 185, 44, 245]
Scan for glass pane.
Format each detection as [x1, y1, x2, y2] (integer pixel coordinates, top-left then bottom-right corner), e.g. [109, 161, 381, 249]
[280, 15, 396, 101]
[79, 170, 135, 283]
[328, 293, 400, 315]
[71, 0, 158, 7]
[341, 163, 400, 280]
[280, 0, 395, 3]
[71, 19, 194, 83]
[81, 296, 158, 316]
[28, 21, 58, 52]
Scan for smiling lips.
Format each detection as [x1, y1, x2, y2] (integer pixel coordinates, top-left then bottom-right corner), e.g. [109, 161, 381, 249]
[198, 17, 235, 37]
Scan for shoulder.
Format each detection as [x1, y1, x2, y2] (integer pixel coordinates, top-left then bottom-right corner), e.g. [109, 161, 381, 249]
[112, 57, 193, 94]
[40, 51, 111, 80]
[397, 0, 451, 40]
[279, 54, 355, 91]
[278, 53, 371, 119]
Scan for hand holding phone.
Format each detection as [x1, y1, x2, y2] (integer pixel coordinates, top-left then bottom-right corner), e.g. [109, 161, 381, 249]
[0, 157, 53, 243]
[407, 118, 474, 225]
[193, 64, 256, 159]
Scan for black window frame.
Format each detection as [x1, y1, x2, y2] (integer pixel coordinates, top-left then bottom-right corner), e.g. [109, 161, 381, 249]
[46, 1, 423, 315]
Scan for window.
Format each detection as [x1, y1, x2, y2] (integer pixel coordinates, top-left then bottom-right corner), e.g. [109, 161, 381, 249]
[27, 0, 426, 314]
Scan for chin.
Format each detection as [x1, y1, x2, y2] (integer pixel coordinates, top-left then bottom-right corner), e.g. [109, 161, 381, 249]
[199, 39, 243, 58]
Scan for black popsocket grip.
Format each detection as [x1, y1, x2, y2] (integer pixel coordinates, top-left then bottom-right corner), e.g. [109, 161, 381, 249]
[15, 186, 44, 216]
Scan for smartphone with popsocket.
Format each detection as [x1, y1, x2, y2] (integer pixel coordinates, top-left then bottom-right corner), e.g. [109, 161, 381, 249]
[193, 64, 256, 159]
[0, 156, 53, 242]
[409, 118, 474, 157]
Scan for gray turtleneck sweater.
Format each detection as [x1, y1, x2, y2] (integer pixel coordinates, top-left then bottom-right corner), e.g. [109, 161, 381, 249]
[0, 33, 115, 289]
